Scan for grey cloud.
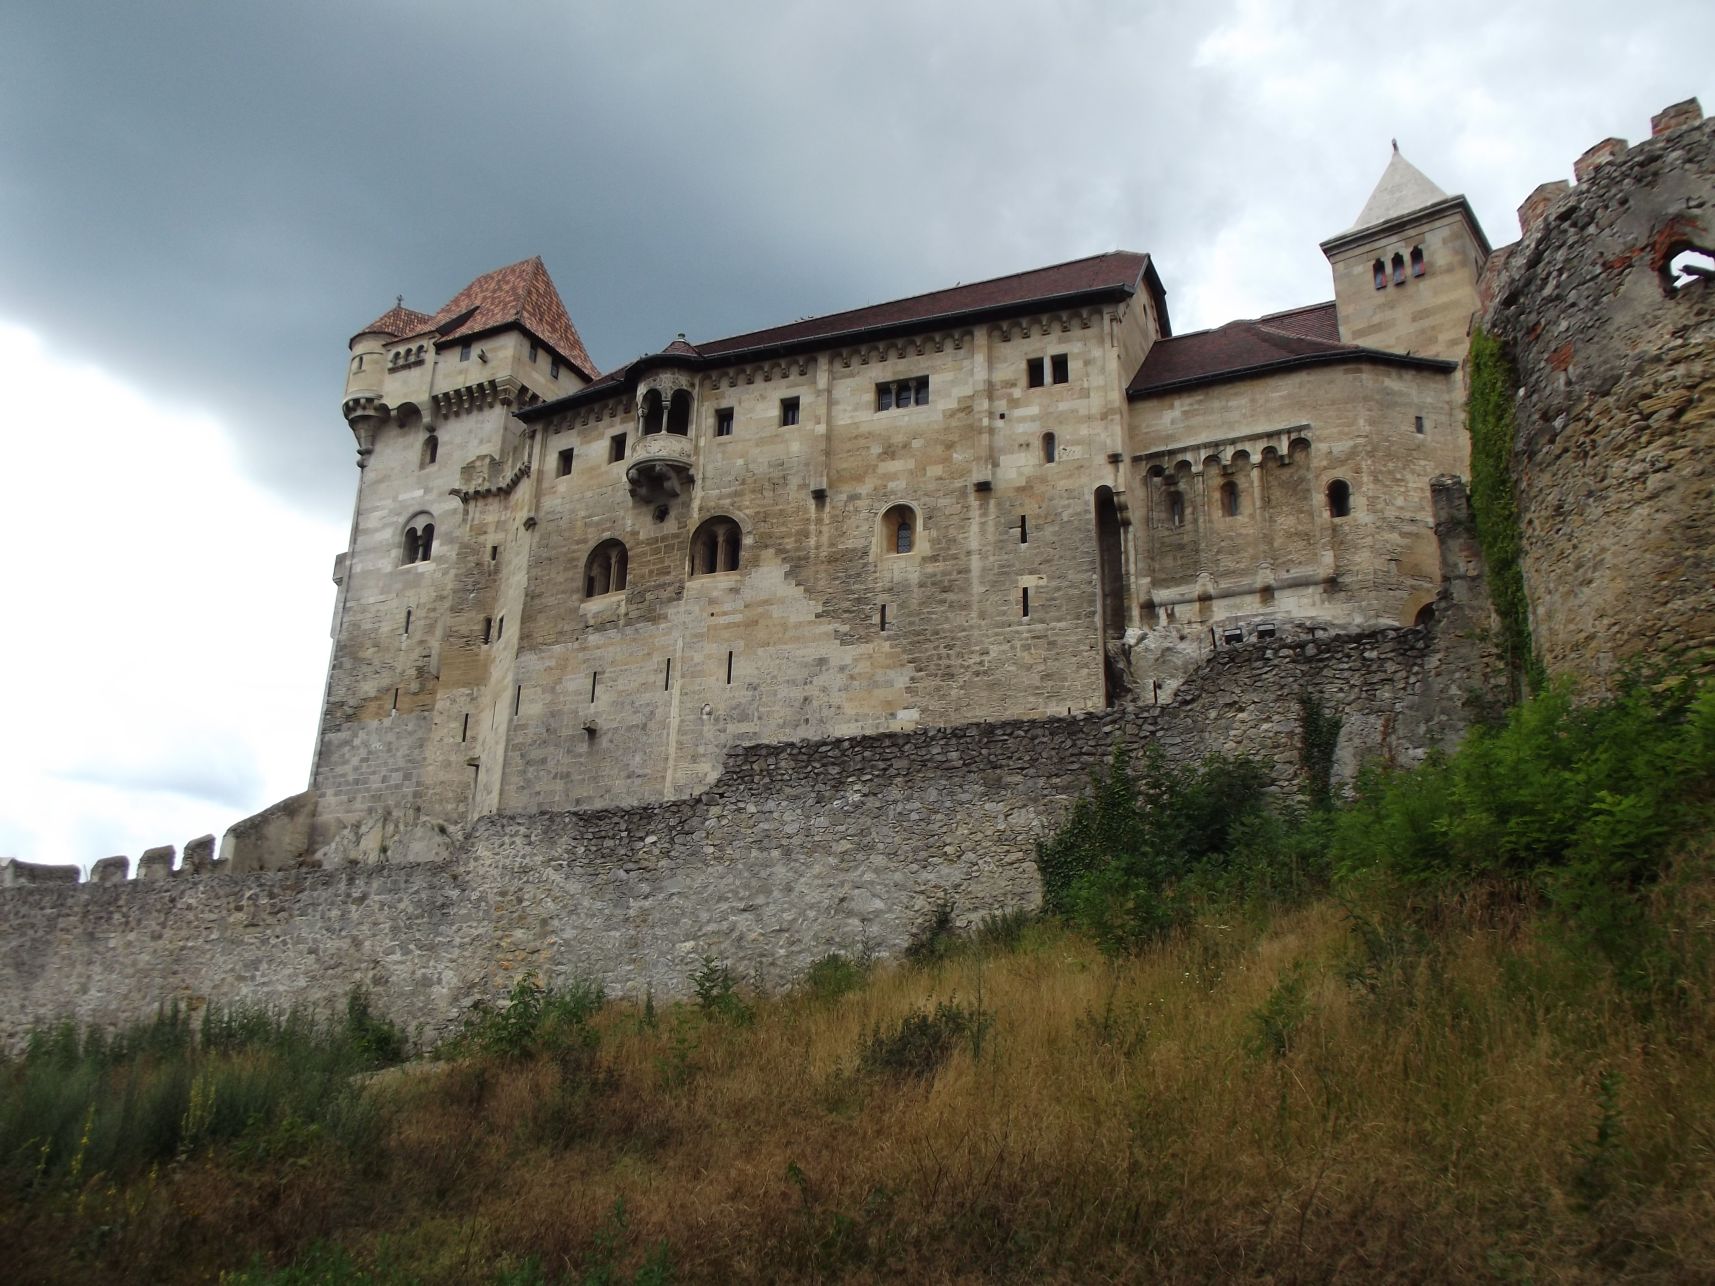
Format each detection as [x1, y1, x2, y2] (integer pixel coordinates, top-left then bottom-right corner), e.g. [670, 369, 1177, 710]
[0, 0, 1707, 530]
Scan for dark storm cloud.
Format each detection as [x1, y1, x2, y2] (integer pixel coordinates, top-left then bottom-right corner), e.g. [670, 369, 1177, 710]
[0, 1, 1706, 526]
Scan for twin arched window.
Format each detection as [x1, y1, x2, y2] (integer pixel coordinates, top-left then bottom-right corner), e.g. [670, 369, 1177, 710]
[690, 517, 742, 575]
[882, 504, 917, 555]
[640, 389, 693, 436]
[584, 539, 628, 597]
[402, 518, 435, 564]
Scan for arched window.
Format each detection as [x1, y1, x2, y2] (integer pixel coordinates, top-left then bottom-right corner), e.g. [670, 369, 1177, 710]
[666, 389, 692, 436]
[1391, 253, 1406, 286]
[1327, 479, 1352, 518]
[882, 504, 917, 555]
[1220, 479, 1241, 517]
[1372, 259, 1387, 290]
[1042, 432, 1057, 464]
[1410, 246, 1425, 277]
[1167, 491, 1185, 528]
[690, 517, 742, 575]
[401, 514, 435, 565]
[420, 434, 438, 468]
[640, 389, 664, 436]
[584, 539, 628, 597]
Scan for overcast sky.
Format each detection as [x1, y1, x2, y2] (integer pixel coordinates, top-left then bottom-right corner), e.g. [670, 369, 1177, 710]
[0, 1, 1705, 869]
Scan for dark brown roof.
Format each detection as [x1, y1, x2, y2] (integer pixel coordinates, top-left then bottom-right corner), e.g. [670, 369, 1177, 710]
[355, 304, 436, 340]
[1128, 304, 1451, 397]
[430, 257, 596, 379]
[1252, 300, 1339, 341]
[695, 251, 1155, 357]
[526, 251, 1162, 416]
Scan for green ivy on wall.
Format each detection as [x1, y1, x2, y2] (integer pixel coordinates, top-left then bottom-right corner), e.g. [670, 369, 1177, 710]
[1466, 329, 1546, 698]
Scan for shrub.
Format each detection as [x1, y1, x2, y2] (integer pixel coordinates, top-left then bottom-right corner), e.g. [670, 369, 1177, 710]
[904, 896, 960, 965]
[858, 1001, 989, 1081]
[691, 958, 752, 1024]
[802, 952, 868, 1002]
[448, 974, 605, 1060]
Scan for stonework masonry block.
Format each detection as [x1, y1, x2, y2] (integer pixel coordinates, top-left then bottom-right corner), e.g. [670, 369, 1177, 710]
[136, 846, 176, 880]
[91, 856, 129, 884]
[1652, 98, 1702, 137]
[1518, 181, 1571, 235]
[1574, 138, 1628, 182]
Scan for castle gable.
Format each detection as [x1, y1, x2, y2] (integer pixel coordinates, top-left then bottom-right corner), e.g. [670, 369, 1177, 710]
[428, 256, 596, 380]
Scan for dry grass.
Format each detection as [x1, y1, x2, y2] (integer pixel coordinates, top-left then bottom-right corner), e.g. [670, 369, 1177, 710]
[6, 894, 1715, 1283]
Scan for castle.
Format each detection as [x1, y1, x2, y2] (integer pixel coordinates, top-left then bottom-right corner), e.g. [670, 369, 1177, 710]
[307, 141, 1485, 855]
[2, 99, 1709, 1046]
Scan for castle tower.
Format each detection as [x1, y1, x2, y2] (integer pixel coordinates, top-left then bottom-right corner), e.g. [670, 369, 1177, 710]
[311, 259, 595, 848]
[1320, 144, 1490, 360]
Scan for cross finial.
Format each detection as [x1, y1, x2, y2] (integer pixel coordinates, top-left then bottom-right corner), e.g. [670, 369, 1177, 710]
[1391, 138, 1399, 152]
[396, 294, 404, 309]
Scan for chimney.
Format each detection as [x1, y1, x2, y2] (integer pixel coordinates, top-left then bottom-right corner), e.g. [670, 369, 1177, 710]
[1518, 181, 1571, 236]
[1573, 137, 1628, 182]
[1651, 98, 1703, 137]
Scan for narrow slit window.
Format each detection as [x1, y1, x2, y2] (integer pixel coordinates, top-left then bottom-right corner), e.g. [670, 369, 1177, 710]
[590, 671, 598, 703]
[1414, 415, 1425, 435]
[529, 342, 538, 362]
[459, 343, 471, 361]
[1410, 246, 1425, 277]
[550, 359, 561, 378]
[879, 604, 888, 631]
[1019, 515, 1028, 544]
[403, 608, 412, 635]
[496, 615, 504, 641]
[1021, 587, 1031, 618]
[513, 684, 521, 716]
[481, 616, 492, 644]
[420, 435, 438, 468]
[489, 545, 498, 561]
[557, 447, 574, 477]
[391, 687, 399, 712]
[1220, 480, 1240, 517]
[1391, 253, 1406, 286]
[726, 650, 734, 684]
[1026, 357, 1045, 388]
[460, 713, 469, 742]
[1373, 259, 1387, 290]
[664, 657, 672, 690]
[1050, 353, 1069, 384]
[1168, 491, 1185, 527]
[1042, 432, 1057, 464]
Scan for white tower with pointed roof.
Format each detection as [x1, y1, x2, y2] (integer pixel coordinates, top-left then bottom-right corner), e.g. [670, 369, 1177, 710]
[1320, 144, 1491, 362]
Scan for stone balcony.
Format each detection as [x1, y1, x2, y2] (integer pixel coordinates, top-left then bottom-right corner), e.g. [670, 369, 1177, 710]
[627, 431, 695, 504]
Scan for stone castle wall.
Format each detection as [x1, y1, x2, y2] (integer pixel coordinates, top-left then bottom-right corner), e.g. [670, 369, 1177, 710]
[0, 568, 1495, 1050]
[1483, 101, 1715, 681]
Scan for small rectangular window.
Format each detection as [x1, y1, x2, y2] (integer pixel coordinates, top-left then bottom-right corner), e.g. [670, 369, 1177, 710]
[496, 615, 505, 641]
[481, 616, 492, 644]
[877, 384, 893, 411]
[529, 342, 538, 362]
[780, 397, 800, 427]
[459, 342, 471, 361]
[1026, 357, 1045, 388]
[557, 447, 575, 476]
[550, 359, 561, 378]
[1021, 587, 1030, 618]
[1019, 515, 1028, 545]
[609, 432, 627, 463]
[1414, 415, 1425, 435]
[879, 604, 888, 631]
[1050, 353, 1069, 384]
[913, 376, 928, 405]
[715, 407, 734, 437]
[489, 545, 498, 561]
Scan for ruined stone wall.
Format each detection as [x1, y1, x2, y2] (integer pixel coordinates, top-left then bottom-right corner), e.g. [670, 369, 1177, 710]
[1483, 101, 1715, 681]
[0, 583, 1496, 1050]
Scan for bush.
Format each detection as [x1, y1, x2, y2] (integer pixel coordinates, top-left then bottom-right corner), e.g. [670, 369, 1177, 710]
[859, 1001, 990, 1081]
[691, 958, 753, 1024]
[1034, 745, 1288, 952]
[802, 952, 868, 1002]
[904, 897, 960, 965]
[447, 974, 605, 1061]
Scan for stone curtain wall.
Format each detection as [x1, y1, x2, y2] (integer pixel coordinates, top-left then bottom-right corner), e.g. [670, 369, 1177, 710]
[1483, 102, 1715, 682]
[0, 593, 1493, 1049]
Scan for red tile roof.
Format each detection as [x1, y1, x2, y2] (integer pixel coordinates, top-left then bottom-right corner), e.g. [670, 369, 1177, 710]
[430, 257, 596, 379]
[355, 304, 436, 340]
[1253, 300, 1340, 341]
